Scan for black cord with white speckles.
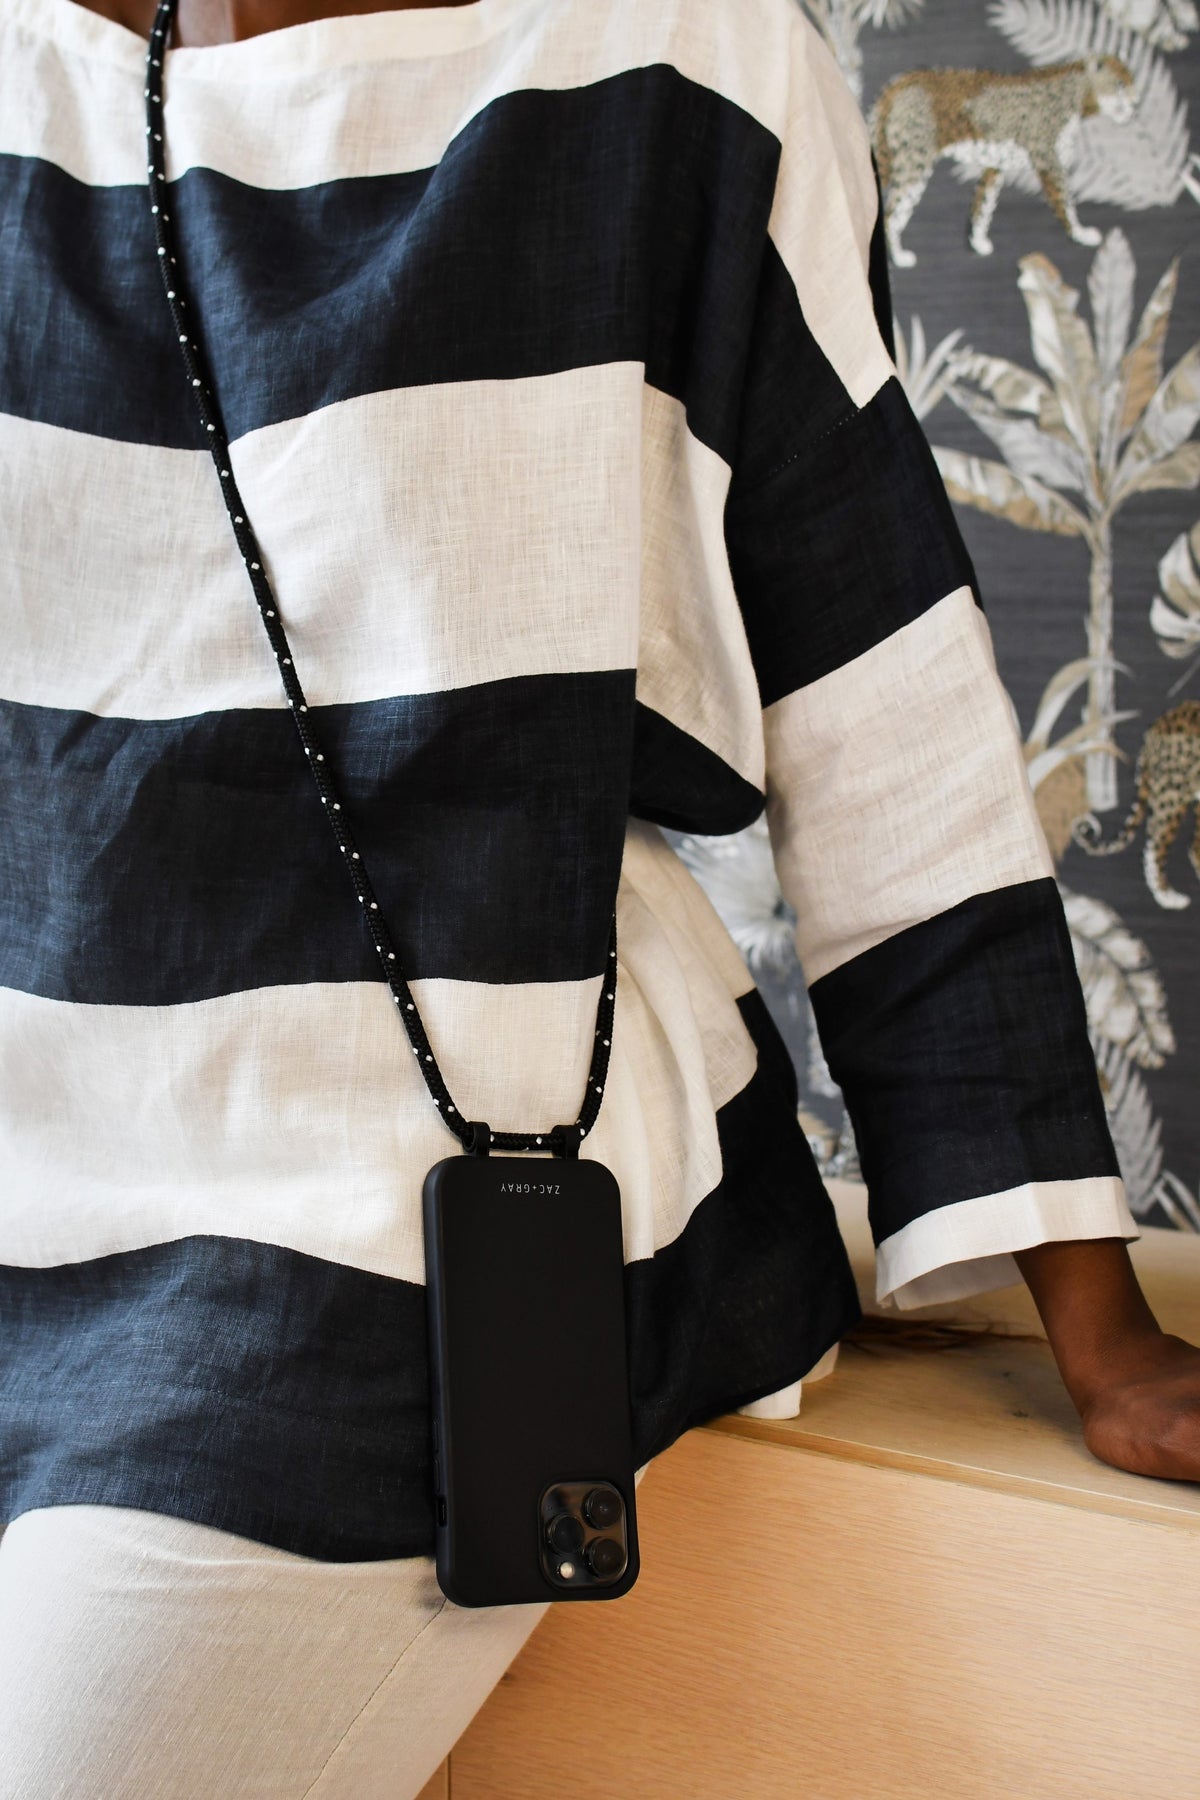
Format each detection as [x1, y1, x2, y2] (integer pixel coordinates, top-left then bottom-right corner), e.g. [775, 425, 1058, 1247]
[142, 0, 617, 1160]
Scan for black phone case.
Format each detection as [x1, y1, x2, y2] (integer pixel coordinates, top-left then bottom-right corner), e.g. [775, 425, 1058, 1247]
[422, 1151, 640, 1608]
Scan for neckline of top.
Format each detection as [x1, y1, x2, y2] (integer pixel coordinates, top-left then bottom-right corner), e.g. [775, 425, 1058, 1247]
[1, 0, 547, 75]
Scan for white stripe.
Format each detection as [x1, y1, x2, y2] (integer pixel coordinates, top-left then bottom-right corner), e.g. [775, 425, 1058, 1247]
[0, 0, 573, 91]
[770, 12, 896, 409]
[0, 819, 759, 1277]
[874, 1176, 1140, 1312]
[0, 0, 795, 186]
[0, 367, 643, 716]
[1, 375, 763, 792]
[763, 585, 1056, 986]
[639, 385, 764, 791]
[0, 0, 882, 408]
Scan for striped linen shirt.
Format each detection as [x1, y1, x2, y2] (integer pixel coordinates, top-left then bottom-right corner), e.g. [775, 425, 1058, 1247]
[0, 0, 1138, 1560]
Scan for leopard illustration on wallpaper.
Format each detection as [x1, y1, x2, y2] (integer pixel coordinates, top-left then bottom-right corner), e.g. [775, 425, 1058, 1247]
[1072, 701, 1200, 906]
[869, 54, 1137, 264]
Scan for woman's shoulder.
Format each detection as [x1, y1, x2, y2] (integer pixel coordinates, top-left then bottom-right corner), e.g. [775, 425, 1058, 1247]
[583, 0, 798, 142]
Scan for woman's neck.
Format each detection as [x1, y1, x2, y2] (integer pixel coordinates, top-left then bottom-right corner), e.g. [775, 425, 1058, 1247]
[68, 0, 480, 47]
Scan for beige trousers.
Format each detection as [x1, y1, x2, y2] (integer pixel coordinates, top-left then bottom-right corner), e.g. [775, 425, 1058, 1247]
[0, 1499, 561, 1799]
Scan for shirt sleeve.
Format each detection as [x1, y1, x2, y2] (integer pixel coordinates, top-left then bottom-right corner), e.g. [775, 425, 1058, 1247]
[721, 8, 1139, 1313]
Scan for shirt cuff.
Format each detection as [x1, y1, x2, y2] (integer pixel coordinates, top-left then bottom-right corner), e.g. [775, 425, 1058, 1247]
[874, 1176, 1140, 1312]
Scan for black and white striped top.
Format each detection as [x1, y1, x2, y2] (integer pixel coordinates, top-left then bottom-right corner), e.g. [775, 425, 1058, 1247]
[0, 0, 1137, 1560]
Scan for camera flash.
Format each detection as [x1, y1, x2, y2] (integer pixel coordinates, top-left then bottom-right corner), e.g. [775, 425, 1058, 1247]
[557, 1560, 576, 1579]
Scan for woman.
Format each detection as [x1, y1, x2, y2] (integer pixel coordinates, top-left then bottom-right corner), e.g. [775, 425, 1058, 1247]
[1, 0, 1197, 1791]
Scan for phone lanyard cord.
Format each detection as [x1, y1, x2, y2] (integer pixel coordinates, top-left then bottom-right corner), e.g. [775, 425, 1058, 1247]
[141, 0, 617, 1160]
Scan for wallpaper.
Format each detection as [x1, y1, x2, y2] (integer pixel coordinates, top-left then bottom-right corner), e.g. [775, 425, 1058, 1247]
[671, 0, 1200, 1234]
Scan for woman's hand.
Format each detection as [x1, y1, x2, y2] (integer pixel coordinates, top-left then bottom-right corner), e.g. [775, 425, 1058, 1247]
[1073, 1329, 1200, 1481]
[1013, 1237, 1200, 1483]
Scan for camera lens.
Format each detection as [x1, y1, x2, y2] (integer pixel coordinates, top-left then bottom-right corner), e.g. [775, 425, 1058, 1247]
[546, 1511, 584, 1554]
[585, 1535, 624, 1578]
[583, 1486, 621, 1529]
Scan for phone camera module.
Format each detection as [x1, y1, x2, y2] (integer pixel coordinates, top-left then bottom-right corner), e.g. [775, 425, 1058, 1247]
[546, 1511, 584, 1554]
[538, 1478, 630, 1592]
[583, 1486, 622, 1529]
[585, 1536, 625, 1579]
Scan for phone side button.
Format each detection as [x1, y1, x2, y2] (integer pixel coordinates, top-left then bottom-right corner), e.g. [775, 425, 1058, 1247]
[436, 1495, 447, 1527]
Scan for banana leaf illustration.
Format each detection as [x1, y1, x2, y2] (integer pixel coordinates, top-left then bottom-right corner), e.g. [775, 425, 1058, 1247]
[1149, 517, 1200, 697]
[1061, 883, 1176, 1067]
[1091, 1035, 1199, 1228]
[892, 315, 968, 421]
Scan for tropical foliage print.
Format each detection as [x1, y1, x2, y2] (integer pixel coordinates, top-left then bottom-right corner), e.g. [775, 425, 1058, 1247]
[672, 1, 1200, 1232]
[931, 228, 1199, 820]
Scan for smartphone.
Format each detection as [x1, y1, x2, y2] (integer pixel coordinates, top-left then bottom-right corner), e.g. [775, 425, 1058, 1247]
[422, 1149, 640, 1608]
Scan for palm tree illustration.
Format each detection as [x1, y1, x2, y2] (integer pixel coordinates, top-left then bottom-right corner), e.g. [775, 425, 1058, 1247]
[931, 227, 1200, 812]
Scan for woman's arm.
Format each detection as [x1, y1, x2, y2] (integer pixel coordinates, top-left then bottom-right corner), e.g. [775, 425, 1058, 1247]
[712, 7, 1198, 1485]
[1014, 1239, 1200, 1480]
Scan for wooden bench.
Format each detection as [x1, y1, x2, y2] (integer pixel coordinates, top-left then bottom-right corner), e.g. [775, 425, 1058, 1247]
[421, 1181, 1200, 1799]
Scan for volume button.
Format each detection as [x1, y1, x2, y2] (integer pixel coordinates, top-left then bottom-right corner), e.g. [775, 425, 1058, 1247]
[432, 1416, 439, 1451]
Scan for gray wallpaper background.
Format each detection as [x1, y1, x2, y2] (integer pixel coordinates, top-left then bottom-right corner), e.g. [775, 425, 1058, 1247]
[671, 0, 1200, 1233]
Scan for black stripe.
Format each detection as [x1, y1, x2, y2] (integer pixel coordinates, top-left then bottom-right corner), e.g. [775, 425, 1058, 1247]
[867, 150, 897, 366]
[0, 672, 635, 999]
[623, 988, 860, 1458]
[0, 989, 862, 1560]
[631, 704, 763, 836]
[0, 64, 798, 459]
[0, 678, 769, 1002]
[808, 878, 1122, 1248]
[724, 375, 982, 709]
[718, 144, 896, 504]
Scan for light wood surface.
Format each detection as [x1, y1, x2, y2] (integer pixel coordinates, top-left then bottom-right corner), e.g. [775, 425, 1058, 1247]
[710, 1319, 1200, 1527]
[446, 1183, 1200, 1798]
[451, 1429, 1200, 1800]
